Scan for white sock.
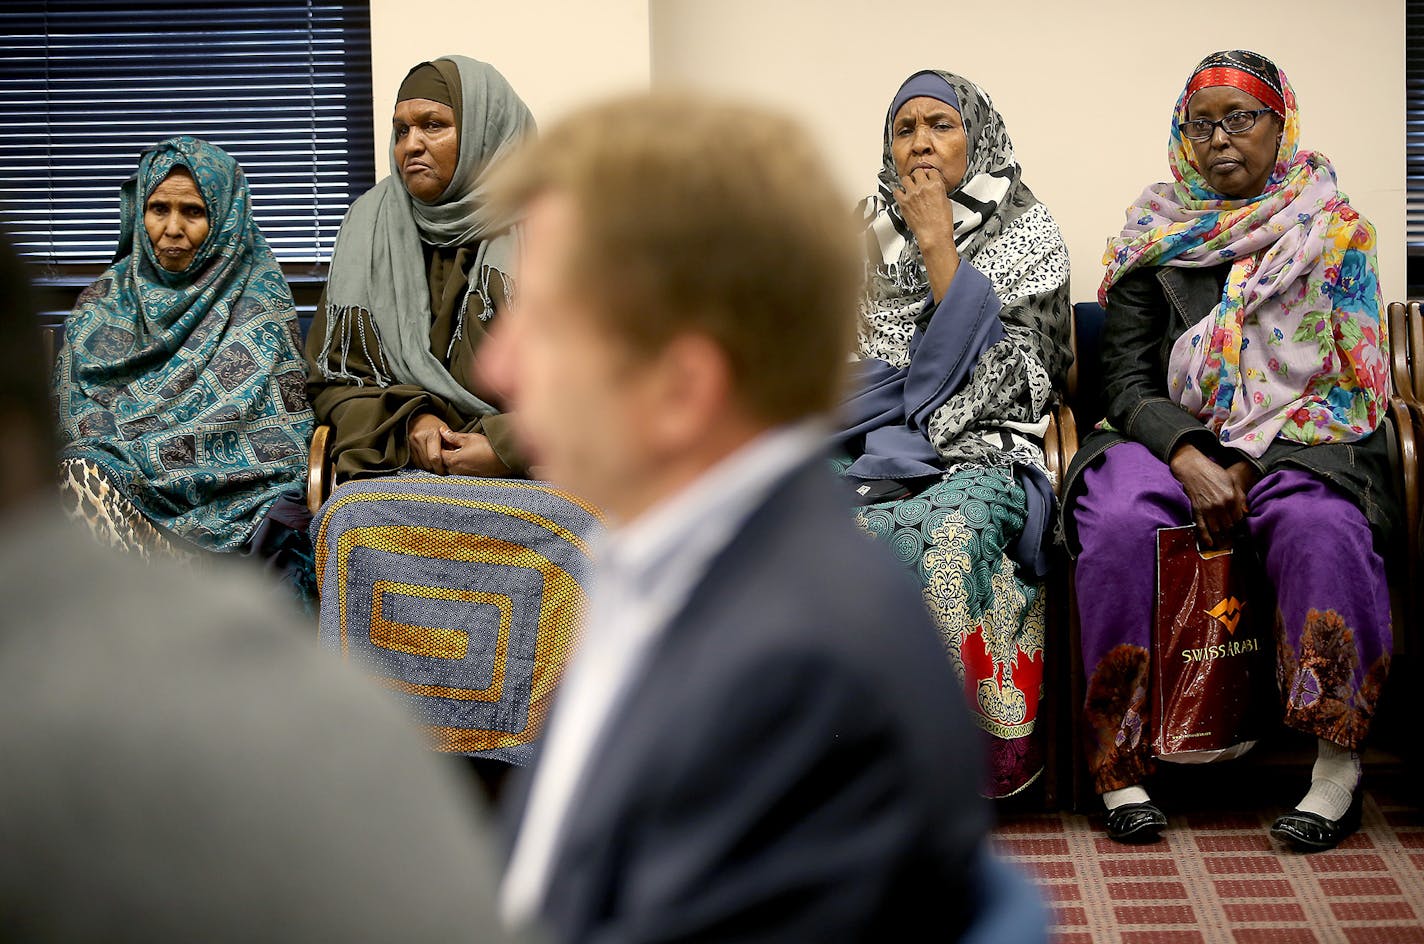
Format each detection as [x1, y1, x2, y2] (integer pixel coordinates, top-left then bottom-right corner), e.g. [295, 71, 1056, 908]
[1104, 785, 1150, 811]
[1296, 738, 1361, 821]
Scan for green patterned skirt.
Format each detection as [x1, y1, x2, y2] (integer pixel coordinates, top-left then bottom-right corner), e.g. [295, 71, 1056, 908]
[840, 461, 1046, 797]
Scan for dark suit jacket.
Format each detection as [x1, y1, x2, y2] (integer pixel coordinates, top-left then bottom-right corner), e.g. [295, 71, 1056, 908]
[508, 459, 989, 943]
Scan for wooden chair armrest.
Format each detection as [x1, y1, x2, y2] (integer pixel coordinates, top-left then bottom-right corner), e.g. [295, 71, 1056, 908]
[307, 424, 333, 517]
[1386, 397, 1420, 654]
[1393, 398, 1421, 552]
[1387, 302, 1412, 401]
[42, 326, 57, 369]
[1057, 400, 1080, 473]
[1408, 302, 1424, 404]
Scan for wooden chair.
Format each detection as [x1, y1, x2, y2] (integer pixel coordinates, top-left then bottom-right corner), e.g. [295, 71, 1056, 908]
[1386, 303, 1411, 402]
[1050, 302, 1421, 811]
[307, 425, 333, 516]
[1409, 301, 1424, 405]
[1384, 302, 1424, 659]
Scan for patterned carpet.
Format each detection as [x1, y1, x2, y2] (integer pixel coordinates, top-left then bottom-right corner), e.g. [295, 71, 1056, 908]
[994, 765, 1423, 943]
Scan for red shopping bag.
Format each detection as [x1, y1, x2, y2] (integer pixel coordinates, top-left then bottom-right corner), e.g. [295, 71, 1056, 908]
[1152, 526, 1270, 759]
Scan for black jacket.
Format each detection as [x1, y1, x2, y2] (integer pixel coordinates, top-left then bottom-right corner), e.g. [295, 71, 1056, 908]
[504, 461, 990, 943]
[1062, 263, 1398, 552]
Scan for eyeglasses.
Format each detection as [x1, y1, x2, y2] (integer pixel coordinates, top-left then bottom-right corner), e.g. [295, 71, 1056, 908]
[1177, 109, 1275, 142]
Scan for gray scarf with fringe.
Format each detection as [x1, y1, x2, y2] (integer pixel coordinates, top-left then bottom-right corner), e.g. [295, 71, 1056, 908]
[319, 55, 534, 416]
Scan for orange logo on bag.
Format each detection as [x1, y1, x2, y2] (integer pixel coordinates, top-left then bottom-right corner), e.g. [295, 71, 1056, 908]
[1206, 596, 1245, 635]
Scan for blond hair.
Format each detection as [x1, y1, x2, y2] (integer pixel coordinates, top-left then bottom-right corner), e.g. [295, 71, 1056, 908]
[491, 92, 862, 424]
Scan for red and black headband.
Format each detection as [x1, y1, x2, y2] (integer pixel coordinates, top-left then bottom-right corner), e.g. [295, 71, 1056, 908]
[1185, 49, 1285, 118]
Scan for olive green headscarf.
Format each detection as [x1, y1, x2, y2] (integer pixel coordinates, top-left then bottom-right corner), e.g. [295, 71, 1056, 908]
[319, 55, 535, 416]
[396, 61, 454, 109]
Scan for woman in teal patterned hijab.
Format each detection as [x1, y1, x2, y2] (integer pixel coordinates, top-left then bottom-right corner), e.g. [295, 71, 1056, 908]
[54, 136, 313, 560]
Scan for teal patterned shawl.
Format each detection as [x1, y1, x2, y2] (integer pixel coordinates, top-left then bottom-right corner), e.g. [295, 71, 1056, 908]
[54, 137, 313, 552]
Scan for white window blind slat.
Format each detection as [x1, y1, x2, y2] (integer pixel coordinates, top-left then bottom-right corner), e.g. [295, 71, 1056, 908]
[1408, 1, 1424, 249]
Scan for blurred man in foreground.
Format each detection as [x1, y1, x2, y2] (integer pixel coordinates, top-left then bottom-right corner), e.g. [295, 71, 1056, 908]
[492, 94, 992, 942]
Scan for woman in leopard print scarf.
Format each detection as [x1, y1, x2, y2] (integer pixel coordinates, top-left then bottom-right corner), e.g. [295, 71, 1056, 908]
[833, 70, 1070, 797]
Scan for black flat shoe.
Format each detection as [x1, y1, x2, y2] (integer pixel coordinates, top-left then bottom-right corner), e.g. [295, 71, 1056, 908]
[1270, 793, 1364, 852]
[1106, 801, 1168, 844]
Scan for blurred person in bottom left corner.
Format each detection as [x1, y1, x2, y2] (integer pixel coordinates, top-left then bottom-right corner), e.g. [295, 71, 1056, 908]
[0, 230, 527, 941]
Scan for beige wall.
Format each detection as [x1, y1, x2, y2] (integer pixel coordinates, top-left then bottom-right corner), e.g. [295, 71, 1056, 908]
[367, 0, 652, 176]
[649, 0, 1406, 303]
[368, 0, 1406, 302]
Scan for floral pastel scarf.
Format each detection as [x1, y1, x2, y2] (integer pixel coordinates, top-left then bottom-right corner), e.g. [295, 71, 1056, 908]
[1101, 54, 1388, 457]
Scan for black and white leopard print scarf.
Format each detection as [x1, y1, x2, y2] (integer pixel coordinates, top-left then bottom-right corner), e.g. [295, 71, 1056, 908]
[857, 69, 1072, 482]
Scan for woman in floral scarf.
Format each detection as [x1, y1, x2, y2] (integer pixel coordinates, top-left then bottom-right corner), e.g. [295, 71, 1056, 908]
[1061, 50, 1393, 850]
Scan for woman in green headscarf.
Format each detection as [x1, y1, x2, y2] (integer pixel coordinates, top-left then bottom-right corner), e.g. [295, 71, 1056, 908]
[308, 58, 598, 785]
[306, 55, 534, 480]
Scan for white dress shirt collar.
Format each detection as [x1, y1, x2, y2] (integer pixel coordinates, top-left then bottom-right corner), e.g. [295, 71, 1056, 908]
[596, 419, 827, 596]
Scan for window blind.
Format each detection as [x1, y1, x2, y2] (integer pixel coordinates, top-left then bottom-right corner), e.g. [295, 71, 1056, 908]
[1409, 0, 1424, 252]
[0, 0, 374, 274]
